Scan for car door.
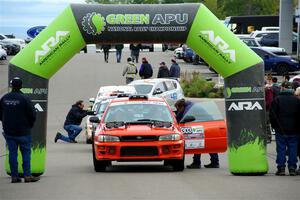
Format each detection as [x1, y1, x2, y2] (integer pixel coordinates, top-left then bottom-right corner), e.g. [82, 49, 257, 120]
[178, 101, 227, 154]
[163, 80, 178, 106]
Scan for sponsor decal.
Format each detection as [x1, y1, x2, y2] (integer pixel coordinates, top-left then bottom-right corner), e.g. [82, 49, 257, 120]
[181, 126, 205, 149]
[21, 88, 48, 95]
[81, 12, 189, 35]
[228, 101, 263, 111]
[35, 31, 70, 65]
[198, 30, 235, 64]
[226, 86, 263, 98]
[185, 139, 205, 149]
[34, 103, 44, 112]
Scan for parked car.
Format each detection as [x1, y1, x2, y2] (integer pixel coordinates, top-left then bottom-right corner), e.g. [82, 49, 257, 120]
[0, 40, 21, 55]
[140, 44, 154, 52]
[129, 78, 184, 110]
[251, 47, 299, 75]
[238, 37, 287, 55]
[0, 34, 26, 49]
[249, 31, 297, 52]
[0, 45, 7, 60]
[163, 43, 180, 52]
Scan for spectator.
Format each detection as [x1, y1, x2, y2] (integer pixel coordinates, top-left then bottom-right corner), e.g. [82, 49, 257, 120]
[0, 77, 40, 183]
[55, 100, 88, 143]
[283, 74, 290, 82]
[271, 77, 280, 97]
[115, 44, 124, 63]
[139, 57, 153, 79]
[265, 75, 274, 143]
[130, 44, 141, 63]
[123, 57, 138, 84]
[270, 81, 300, 176]
[175, 99, 219, 169]
[169, 58, 181, 79]
[101, 44, 111, 63]
[157, 62, 169, 78]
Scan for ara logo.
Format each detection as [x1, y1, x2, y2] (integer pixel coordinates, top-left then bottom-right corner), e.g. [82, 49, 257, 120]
[228, 101, 263, 111]
[200, 30, 236, 62]
[34, 103, 44, 112]
[35, 31, 70, 64]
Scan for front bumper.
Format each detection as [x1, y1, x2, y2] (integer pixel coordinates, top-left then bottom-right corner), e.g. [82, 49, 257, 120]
[94, 140, 184, 161]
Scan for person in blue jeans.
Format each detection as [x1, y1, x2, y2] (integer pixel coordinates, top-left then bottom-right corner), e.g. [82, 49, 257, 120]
[0, 77, 40, 183]
[270, 81, 300, 176]
[55, 100, 87, 143]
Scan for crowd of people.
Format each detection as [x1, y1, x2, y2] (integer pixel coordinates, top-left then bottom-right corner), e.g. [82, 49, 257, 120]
[122, 57, 181, 84]
[265, 74, 300, 176]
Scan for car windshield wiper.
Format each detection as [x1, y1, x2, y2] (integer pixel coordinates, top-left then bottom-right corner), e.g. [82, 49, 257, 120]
[105, 121, 125, 129]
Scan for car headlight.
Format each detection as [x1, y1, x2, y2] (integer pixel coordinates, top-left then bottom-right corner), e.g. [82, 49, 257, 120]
[291, 59, 298, 63]
[98, 135, 120, 142]
[159, 134, 181, 141]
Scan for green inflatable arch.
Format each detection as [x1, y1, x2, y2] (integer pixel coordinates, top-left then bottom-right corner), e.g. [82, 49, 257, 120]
[7, 3, 268, 175]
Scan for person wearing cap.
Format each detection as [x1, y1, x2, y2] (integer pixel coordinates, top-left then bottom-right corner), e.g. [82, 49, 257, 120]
[169, 58, 181, 80]
[270, 81, 300, 176]
[139, 57, 153, 79]
[0, 77, 40, 183]
[157, 61, 170, 78]
[55, 100, 87, 143]
[123, 57, 138, 84]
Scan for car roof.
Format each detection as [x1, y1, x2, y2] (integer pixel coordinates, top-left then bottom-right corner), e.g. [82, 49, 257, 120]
[130, 78, 177, 85]
[110, 96, 167, 103]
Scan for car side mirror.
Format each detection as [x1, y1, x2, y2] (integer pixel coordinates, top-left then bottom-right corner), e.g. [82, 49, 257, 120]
[180, 115, 195, 124]
[89, 116, 100, 123]
[264, 54, 270, 59]
[89, 98, 95, 103]
[153, 88, 163, 95]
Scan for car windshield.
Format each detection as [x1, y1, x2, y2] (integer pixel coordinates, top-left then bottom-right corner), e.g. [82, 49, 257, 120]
[132, 84, 153, 95]
[96, 101, 110, 115]
[104, 101, 173, 123]
[181, 101, 223, 123]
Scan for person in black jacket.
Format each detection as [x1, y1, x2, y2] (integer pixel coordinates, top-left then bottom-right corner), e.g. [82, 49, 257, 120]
[129, 44, 141, 63]
[169, 58, 181, 79]
[55, 100, 87, 143]
[101, 44, 111, 63]
[139, 57, 153, 79]
[0, 77, 40, 183]
[157, 62, 169, 78]
[270, 81, 300, 176]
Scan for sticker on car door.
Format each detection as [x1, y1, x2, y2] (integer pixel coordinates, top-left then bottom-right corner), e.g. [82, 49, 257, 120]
[180, 126, 205, 149]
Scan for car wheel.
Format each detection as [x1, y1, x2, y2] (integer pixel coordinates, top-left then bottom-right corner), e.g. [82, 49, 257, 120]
[276, 63, 289, 75]
[170, 156, 185, 171]
[92, 144, 111, 172]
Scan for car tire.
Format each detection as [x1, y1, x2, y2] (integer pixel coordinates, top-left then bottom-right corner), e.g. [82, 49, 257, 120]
[275, 63, 289, 75]
[92, 143, 111, 172]
[170, 156, 185, 172]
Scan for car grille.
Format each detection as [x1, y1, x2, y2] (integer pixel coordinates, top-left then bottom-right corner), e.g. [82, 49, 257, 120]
[120, 136, 158, 142]
[120, 146, 158, 157]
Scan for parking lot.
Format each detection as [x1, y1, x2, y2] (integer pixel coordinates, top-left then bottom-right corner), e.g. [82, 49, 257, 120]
[0, 51, 300, 200]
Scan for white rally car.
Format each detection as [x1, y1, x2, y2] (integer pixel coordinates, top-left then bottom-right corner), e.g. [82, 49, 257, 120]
[129, 78, 184, 110]
[89, 85, 137, 103]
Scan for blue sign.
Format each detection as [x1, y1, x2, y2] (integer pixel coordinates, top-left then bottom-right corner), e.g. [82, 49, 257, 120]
[27, 26, 46, 38]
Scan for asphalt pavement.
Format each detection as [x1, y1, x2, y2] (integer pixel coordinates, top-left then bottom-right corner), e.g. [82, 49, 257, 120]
[0, 51, 299, 200]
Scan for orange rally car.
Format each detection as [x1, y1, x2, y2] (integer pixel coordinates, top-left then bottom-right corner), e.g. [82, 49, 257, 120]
[90, 95, 226, 172]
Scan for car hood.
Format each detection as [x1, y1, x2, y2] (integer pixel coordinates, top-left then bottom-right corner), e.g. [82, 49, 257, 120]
[101, 125, 179, 136]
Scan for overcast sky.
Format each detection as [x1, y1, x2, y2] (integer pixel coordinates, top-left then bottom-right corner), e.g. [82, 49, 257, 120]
[0, 0, 86, 38]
